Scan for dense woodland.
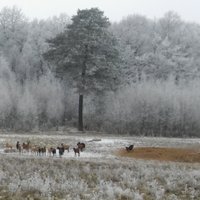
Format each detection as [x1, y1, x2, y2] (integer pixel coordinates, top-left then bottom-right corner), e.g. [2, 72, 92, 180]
[0, 6, 200, 137]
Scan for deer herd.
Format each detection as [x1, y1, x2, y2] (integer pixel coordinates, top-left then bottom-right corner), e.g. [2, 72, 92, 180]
[4, 141, 86, 157]
[4, 139, 134, 158]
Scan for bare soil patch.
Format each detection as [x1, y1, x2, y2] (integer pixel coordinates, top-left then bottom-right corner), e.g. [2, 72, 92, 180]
[117, 147, 200, 163]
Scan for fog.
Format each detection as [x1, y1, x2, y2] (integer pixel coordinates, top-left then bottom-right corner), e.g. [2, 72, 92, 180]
[0, 7, 200, 137]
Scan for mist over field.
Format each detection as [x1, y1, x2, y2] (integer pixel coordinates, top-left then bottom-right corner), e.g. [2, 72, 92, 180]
[0, 7, 200, 137]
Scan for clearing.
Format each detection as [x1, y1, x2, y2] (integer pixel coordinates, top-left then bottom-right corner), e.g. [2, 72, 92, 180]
[117, 146, 200, 163]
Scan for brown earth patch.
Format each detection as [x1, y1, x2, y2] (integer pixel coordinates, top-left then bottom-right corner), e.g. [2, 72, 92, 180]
[117, 147, 200, 163]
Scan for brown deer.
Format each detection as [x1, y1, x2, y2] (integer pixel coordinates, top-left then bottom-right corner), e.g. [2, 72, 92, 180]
[48, 147, 57, 156]
[73, 147, 80, 156]
[126, 145, 134, 152]
[61, 143, 70, 152]
[22, 141, 31, 153]
[5, 143, 13, 149]
[77, 142, 85, 152]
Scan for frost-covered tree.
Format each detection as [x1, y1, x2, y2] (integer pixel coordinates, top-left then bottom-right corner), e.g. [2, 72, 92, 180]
[0, 55, 20, 129]
[0, 6, 28, 74]
[111, 15, 156, 83]
[44, 8, 120, 131]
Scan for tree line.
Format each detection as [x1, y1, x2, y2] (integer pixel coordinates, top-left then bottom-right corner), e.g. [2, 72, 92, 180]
[0, 6, 200, 137]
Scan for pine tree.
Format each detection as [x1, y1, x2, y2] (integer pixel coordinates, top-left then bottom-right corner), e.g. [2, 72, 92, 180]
[44, 8, 120, 131]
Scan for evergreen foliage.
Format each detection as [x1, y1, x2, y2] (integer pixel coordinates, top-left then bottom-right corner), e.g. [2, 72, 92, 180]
[44, 8, 120, 131]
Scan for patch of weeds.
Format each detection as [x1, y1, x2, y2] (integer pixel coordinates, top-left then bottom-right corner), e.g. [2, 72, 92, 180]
[137, 185, 154, 200]
[52, 191, 66, 200]
[117, 194, 133, 200]
[84, 173, 98, 188]
[20, 190, 42, 200]
[154, 176, 167, 185]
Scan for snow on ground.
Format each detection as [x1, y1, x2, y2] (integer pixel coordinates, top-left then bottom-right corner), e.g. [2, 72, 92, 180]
[0, 133, 200, 161]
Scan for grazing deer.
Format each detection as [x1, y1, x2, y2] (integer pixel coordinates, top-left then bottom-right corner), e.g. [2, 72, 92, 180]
[57, 146, 65, 158]
[77, 142, 85, 152]
[16, 141, 22, 153]
[126, 145, 134, 152]
[22, 141, 31, 153]
[73, 147, 80, 156]
[37, 147, 46, 156]
[48, 147, 57, 156]
[62, 144, 70, 152]
[4, 142, 14, 153]
[31, 146, 39, 155]
[5, 143, 13, 149]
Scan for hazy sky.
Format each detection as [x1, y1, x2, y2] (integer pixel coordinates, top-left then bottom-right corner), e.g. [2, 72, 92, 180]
[0, 0, 200, 23]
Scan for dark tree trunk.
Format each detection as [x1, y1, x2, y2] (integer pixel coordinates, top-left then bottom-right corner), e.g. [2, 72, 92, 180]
[78, 44, 87, 131]
[78, 94, 84, 131]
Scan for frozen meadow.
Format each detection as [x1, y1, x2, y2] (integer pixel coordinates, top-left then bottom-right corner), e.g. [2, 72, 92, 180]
[0, 132, 200, 200]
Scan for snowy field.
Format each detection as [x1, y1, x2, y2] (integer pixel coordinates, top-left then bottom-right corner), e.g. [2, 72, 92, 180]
[0, 132, 200, 200]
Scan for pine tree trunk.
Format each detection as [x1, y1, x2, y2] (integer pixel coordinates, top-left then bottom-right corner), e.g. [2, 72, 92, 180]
[78, 94, 84, 131]
[78, 45, 87, 131]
